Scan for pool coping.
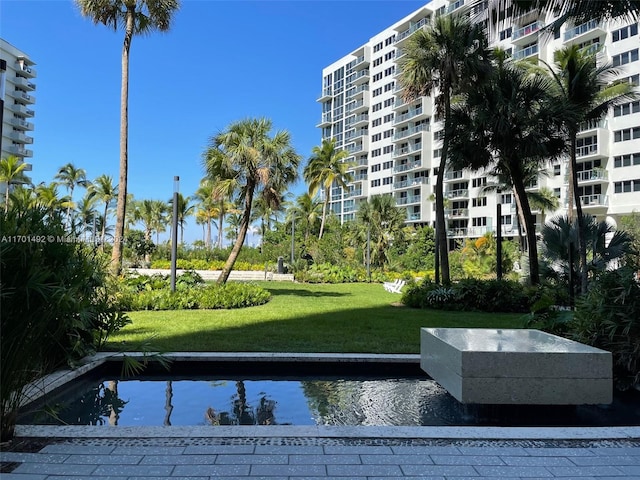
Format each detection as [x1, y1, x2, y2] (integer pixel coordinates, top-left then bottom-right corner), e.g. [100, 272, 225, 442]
[16, 352, 640, 441]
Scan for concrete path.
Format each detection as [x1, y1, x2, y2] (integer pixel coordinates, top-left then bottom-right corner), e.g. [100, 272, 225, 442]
[2, 432, 639, 479]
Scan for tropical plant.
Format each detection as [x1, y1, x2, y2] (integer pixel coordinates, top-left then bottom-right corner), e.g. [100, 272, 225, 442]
[287, 193, 322, 242]
[168, 192, 194, 244]
[194, 180, 219, 249]
[203, 118, 300, 283]
[397, 14, 491, 284]
[76, 0, 180, 273]
[303, 138, 353, 239]
[89, 174, 118, 247]
[34, 182, 71, 214]
[54, 162, 90, 228]
[540, 44, 637, 294]
[447, 50, 565, 285]
[0, 156, 32, 212]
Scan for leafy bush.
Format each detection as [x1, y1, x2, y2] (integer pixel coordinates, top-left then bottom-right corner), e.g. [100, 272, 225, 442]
[150, 259, 265, 271]
[572, 266, 640, 390]
[1, 206, 127, 441]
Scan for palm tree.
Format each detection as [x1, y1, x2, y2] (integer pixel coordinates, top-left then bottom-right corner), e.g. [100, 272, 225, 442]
[203, 118, 300, 284]
[194, 180, 220, 249]
[398, 14, 491, 284]
[54, 163, 90, 228]
[356, 195, 406, 269]
[76, 0, 180, 273]
[303, 138, 353, 240]
[202, 148, 238, 249]
[447, 51, 565, 285]
[541, 44, 636, 294]
[168, 193, 194, 244]
[287, 193, 322, 242]
[76, 192, 99, 237]
[150, 199, 169, 244]
[1, 156, 31, 212]
[34, 182, 71, 215]
[89, 174, 118, 247]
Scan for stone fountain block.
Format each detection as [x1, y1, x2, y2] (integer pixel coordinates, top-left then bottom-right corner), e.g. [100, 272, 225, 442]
[420, 328, 612, 405]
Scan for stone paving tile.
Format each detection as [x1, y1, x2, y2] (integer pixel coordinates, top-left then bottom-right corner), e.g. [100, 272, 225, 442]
[11, 462, 97, 476]
[323, 445, 394, 455]
[0, 452, 69, 463]
[617, 465, 640, 476]
[110, 446, 186, 456]
[63, 454, 143, 464]
[289, 477, 365, 480]
[569, 455, 640, 465]
[499, 455, 575, 466]
[430, 454, 504, 465]
[41, 444, 115, 455]
[254, 445, 323, 455]
[589, 447, 640, 456]
[523, 447, 596, 457]
[326, 463, 403, 476]
[289, 453, 361, 464]
[128, 477, 207, 480]
[172, 464, 251, 476]
[214, 454, 289, 464]
[360, 453, 435, 465]
[400, 464, 479, 476]
[250, 464, 327, 476]
[0, 475, 47, 480]
[139, 454, 218, 464]
[183, 444, 255, 454]
[41, 477, 129, 480]
[471, 465, 554, 477]
[368, 477, 445, 480]
[546, 465, 626, 476]
[391, 446, 461, 455]
[91, 464, 174, 476]
[456, 446, 530, 456]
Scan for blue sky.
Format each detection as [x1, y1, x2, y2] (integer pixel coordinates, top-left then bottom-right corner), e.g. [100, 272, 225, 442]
[2, 0, 426, 243]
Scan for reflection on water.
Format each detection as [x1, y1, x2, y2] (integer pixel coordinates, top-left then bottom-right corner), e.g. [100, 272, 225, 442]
[19, 376, 640, 427]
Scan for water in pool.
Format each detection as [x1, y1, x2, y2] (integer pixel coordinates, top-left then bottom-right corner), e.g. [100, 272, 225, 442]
[19, 362, 640, 427]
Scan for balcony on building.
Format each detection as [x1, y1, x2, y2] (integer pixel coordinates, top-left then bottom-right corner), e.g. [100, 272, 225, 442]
[512, 21, 543, 45]
[395, 16, 429, 46]
[468, 226, 491, 236]
[563, 19, 605, 45]
[346, 98, 370, 114]
[397, 194, 421, 205]
[316, 112, 332, 128]
[343, 199, 356, 213]
[7, 145, 33, 157]
[8, 103, 35, 117]
[445, 188, 469, 199]
[576, 123, 609, 160]
[346, 83, 369, 100]
[513, 43, 539, 60]
[580, 193, 608, 208]
[8, 131, 34, 144]
[568, 167, 608, 186]
[394, 123, 429, 141]
[15, 60, 36, 78]
[444, 170, 468, 182]
[392, 141, 423, 158]
[345, 127, 368, 142]
[447, 227, 468, 237]
[407, 211, 422, 222]
[345, 113, 369, 129]
[525, 179, 539, 191]
[445, 208, 470, 218]
[317, 86, 332, 102]
[394, 176, 429, 190]
[346, 187, 364, 198]
[352, 172, 368, 182]
[445, 0, 469, 16]
[13, 90, 36, 105]
[394, 158, 422, 173]
[345, 138, 369, 154]
[394, 104, 424, 126]
[348, 68, 370, 86]
[7, 117, 34, 131]
[9, 76, 36, 91]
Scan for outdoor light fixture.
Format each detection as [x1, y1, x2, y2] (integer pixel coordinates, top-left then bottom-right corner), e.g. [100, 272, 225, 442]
[170, 175, 179, 292]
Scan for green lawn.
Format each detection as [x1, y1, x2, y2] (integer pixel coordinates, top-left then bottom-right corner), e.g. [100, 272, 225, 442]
[107, 282, 526, 353]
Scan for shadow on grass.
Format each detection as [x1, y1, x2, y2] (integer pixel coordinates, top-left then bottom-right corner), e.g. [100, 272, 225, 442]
[263, 287, 351, 298]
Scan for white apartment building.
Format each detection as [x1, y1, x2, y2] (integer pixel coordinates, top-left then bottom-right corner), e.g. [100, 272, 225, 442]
[317, 1, 640, 247]
[1, 39, 36, 194]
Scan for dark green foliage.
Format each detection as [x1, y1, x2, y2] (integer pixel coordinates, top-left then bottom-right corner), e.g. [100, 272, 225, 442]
[572, 266, 640, 390]
[124, 230, 156, 266]
[117, 273, 270, 310]
[402, 278, 532, 313]
[1, 206, 127, 440]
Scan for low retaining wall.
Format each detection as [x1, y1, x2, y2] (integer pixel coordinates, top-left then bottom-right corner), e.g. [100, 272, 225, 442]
[130, 268, 294, 282]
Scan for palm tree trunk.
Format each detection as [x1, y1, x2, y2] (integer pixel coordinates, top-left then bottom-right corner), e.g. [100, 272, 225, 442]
[437, 93, 452, 285]
[569, 133, 589, 294]
[66, 185, 74, 230]
[218, 204, 224, 249]
[101, 204, 108, 248]
[512, 179, 540, 285]
[318, 187, 329, 239]
[111, 8, 134, 275]
[217, 186, 254, 284]
[206, 219, 212, 248]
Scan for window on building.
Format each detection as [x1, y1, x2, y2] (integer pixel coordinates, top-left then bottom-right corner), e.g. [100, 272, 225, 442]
[371, 164, 381, 172]
[383, 129, 393, 139]
[612, 23, 638, 42]
[373, 87, 383, 97]
[383, 177, 393, 185]
[383, 145, 393, 154]
[472, 177, 487, 188]
[554, 188, 561, 198]
[614, 152, 640, 167]
[472, 197, 487, 207]
[614, 127, 640, 142]
[501, 215, 512, 225]
[373, 72, 383, 82]
[383, 113, 394, 123]
[371, 148, 382, 157]
[372, 102, 382, 112]
[372, 133, 382, 142]
[384, 82, 395, 92]
[472, 217, 487, 226]
[612, 48, 639, 67]
[373, 42, 383, 52]
[371, 179, 381, 187]
[372, 118, 382, 127]
[614, 179, 640, 193]
[613, 100, 640, 117]
[383, 161, 393, 169]
[499, 27, 512, 40]
[373, 57, 383, 67]
[383, 98, 395, 107]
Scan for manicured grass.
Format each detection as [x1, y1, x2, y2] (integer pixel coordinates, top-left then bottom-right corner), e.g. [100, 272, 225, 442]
[107, 282, 526, 353]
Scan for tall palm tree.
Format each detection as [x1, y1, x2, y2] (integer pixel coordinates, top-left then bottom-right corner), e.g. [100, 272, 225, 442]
[89, 174, 118, 247]
[398, 14, 491, 284]
[203, 118, 300, 284]
[287, 193, 322, 242]
[76, 0, 180, 273]
[194, 180, 220, 249]
[54, 162, 90, 228]
[168, 193, 194, 244]
[34, 182, 71, 215]
[303, 138, 353, 240]
[541, 44, 636, 294]
[447, 51, 565, 285]
[202, 148, 238, 249]
[76, 192, 99, 237]
[150, 199, 169, 244]
[356, 195, 407, 269]
[0, 156, 32, 212]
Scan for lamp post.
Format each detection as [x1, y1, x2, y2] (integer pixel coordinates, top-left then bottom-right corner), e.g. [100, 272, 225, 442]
[290, 216, 295, 264]
[170, 176, 179, 292]
[496, 202, 503, 280]
[366, 222, 371, 283]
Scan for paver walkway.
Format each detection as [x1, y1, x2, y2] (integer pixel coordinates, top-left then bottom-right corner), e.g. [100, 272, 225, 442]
[2, 436, 639, 479]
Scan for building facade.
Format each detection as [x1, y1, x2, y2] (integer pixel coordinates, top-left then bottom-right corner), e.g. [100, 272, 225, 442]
[317, 0, 640, 245]
[1, 39, 36, 194]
